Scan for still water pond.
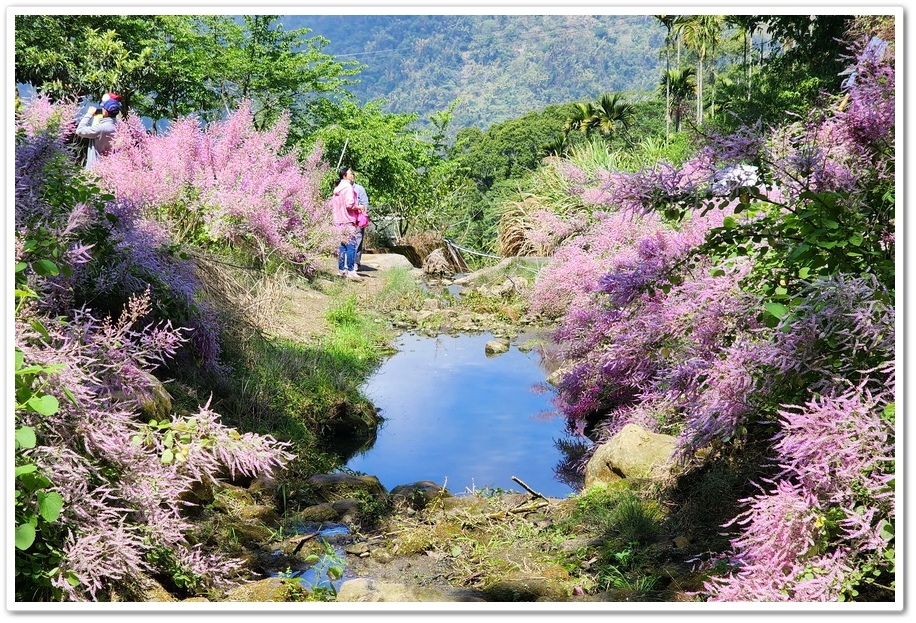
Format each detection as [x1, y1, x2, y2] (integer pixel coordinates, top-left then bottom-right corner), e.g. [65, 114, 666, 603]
[346, 332, 576, 498]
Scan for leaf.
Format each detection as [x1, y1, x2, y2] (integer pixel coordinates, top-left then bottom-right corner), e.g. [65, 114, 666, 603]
[16, 427, 37, 450]
[15, 464, 38, 477]
[30, 319, 51, 341]
[764, 302, 788, 320]
[882, 403, 895, 422]
[38, 491, 64, 523]
[18, 471, 52, 491]
[62, 386, 78, 406]
[15, 523, 36, 550]
[27, 394, 60, 416]
[32, 259, 60, 277]
[878, 520, 894, 541]
[15, 364, 45, 376]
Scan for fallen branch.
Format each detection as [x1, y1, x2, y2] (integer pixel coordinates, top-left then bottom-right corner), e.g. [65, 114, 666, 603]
[485, 499, 549, 520]
[511, 475, 548, 501]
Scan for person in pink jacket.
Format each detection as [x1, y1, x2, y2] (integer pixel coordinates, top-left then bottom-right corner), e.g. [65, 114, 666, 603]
[330, 167, 366, 280]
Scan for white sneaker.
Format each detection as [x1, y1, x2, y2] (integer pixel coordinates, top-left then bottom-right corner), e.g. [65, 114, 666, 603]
[338, 270, 346, 277]
[345, 271, 363, 281]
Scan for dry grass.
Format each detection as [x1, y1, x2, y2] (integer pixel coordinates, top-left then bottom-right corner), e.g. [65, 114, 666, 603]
[497, 198, 557, 257]
[191, 250, 291, 335]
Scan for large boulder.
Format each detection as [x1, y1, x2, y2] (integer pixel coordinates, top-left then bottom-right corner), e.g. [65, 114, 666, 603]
[584, 424, 678, 488]
[422, 247, 453, 276]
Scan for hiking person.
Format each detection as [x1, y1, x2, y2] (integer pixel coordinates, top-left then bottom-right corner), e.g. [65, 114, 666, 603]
[75, 96, 121, 168]
[352, 172, 370, 271]
[330, 166, 365, 280]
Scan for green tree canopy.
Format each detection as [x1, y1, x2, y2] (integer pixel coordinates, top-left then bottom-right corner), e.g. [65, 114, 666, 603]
[15, 14, 361, 137]
[452, 103, 575, 193]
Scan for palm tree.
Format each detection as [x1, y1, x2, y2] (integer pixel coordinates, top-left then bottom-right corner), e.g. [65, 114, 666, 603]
[564, 102, 597, 135]
[654, 14, 677, 138]
[674, 14, 723, 126]
[728, 15, 759, 102]
[592, 92, 635, 138]
[660, 67, 695, 133]
[541, 131, 572, 158]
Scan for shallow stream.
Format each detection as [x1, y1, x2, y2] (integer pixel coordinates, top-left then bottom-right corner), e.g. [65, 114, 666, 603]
[346, 332, 578, 499]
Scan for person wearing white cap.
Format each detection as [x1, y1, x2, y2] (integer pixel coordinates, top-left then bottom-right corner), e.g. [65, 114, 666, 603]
[75, 96, 122, 168]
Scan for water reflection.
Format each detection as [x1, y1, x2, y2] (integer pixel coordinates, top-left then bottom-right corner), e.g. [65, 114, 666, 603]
[346, 332, 579, 498]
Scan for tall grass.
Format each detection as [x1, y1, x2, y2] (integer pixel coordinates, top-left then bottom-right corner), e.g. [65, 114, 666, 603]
[371, 267, 432, 313]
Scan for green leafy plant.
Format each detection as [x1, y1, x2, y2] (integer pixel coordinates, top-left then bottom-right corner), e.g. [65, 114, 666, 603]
[144, 547, 203, 593]
[299, 540, 346, 601]
[14, 345, 75, 599]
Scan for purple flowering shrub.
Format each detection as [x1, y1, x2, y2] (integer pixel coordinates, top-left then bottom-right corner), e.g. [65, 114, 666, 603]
[96, 100, 331, 270]
[14, 100, 295, 600]
[530, 36, 895, 600]
[700, 274, 895, 601]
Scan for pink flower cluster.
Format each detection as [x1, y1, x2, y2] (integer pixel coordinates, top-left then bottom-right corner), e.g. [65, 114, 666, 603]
[97, 100, 329, 270]
[16, 291, 294, 600]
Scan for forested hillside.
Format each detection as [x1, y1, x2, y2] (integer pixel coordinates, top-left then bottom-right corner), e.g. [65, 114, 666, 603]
[282, 14, 665, 129]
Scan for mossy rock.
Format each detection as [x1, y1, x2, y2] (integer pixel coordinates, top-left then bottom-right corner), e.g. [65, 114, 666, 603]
[295, 502, 339, 522]
[306, 473, 389, 503]
[390, 481, 452, 510]
[224, 578, 306, 602]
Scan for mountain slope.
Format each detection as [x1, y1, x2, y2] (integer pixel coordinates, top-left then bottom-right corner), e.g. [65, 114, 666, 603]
[282, 14, 665, 129]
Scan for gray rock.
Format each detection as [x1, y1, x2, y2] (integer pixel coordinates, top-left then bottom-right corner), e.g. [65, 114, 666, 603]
[422, 248, 453, 276]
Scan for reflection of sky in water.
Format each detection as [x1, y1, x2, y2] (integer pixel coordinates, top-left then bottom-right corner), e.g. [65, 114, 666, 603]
[346, 332, 575, 498]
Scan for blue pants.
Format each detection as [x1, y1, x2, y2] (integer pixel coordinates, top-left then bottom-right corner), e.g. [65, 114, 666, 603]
[354, 228, 364, 265]
[338, 238, 357, 272]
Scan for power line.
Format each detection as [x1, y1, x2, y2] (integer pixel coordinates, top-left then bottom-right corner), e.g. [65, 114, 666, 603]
[335, 48, 400, 58]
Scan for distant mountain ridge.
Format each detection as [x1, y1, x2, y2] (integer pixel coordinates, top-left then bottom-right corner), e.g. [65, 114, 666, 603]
[282, 14, 666, 130]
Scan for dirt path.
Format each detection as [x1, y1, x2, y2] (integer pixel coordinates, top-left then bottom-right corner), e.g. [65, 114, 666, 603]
[269, 252, 416, 342]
